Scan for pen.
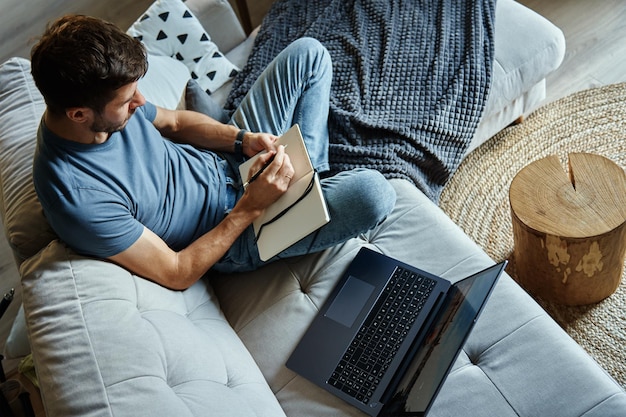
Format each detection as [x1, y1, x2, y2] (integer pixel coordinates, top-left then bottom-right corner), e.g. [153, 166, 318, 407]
[0, 288, 14, 320]
[243, 145, 288, 188]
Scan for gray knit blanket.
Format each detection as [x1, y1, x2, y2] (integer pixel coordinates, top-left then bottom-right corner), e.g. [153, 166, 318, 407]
[226, 0, 495, 202]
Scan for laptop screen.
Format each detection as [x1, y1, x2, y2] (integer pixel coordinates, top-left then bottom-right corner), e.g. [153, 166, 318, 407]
[381, 263, 503, 415]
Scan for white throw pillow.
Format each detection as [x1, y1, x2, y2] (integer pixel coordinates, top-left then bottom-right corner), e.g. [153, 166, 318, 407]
[127, 0, 239, 94]
[138, 54, 189, 109]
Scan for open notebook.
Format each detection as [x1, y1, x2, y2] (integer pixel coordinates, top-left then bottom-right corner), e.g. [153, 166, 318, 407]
[238, 124, 330, 261]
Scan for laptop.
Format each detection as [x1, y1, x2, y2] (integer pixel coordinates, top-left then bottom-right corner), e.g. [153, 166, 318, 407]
[286, 247, 507, 416]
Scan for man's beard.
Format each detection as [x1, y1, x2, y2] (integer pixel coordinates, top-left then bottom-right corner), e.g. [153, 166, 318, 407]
[90, 109, 135, 134]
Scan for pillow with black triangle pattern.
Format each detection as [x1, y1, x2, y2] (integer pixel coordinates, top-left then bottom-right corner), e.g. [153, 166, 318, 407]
[127, 0, 240, 95]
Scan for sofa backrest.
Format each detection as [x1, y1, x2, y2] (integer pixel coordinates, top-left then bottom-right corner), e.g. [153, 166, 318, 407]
[185, 0, 248, 53]
[0, 58, 57, 265]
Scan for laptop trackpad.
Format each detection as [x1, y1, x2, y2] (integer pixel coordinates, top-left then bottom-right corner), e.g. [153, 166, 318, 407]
[324, 275, 374, 328]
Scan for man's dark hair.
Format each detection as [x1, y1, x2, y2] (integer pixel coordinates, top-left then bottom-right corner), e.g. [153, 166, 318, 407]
[31, 15, 148, 115]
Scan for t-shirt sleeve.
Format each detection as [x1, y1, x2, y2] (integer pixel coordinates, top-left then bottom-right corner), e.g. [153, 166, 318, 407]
[141, 101, 157, 123]
[137, 101, 157, 123]
[46, 188, 145, 258]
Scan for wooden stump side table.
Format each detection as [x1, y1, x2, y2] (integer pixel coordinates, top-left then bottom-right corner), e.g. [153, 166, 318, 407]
[509, 153, 626, 306]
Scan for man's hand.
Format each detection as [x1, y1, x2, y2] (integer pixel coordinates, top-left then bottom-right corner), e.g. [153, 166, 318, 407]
[241, 131, 279, 157]
[241, 145, 295, 211]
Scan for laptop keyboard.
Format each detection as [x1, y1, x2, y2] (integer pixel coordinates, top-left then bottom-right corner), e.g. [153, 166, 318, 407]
[327, 266, 436, 405]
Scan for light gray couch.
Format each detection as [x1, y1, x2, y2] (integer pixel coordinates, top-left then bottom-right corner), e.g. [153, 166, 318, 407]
[2, 0, 625, 416]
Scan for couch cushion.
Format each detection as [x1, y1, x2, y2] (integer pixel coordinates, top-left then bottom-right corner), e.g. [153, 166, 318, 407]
[184, 0, 247, 53]
[185, 78, 229, 122]
[0, 57, 56, 264]
[20, 241, 286, 417]
[212, 178, 626, 416]
[489, 0, 565, 111]
[468, 0, 566, 154]
[127, 0, 240, 94]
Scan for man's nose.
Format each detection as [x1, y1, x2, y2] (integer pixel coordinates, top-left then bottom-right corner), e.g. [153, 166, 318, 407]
[131, 90, 146, 108]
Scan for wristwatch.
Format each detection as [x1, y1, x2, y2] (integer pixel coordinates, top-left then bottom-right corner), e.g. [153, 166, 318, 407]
[234, 129, 246, 156]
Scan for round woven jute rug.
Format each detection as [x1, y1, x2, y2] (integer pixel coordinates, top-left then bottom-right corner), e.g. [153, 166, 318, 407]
[439, 82, 626, 388]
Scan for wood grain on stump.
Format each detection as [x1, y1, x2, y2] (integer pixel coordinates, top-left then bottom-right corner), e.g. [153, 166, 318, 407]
[509, 153, 626, 305]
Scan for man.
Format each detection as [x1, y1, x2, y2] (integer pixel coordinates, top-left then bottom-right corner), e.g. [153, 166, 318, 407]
[31, 15, 396, 290]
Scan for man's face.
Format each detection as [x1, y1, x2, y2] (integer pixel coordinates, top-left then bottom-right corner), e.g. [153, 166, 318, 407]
[91, 82, 145, 134]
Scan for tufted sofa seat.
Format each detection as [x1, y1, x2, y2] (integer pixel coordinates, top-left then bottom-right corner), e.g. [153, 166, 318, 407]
[20, 241, 285, 416]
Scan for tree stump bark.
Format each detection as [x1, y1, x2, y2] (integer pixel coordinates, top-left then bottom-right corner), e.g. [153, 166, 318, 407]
[509, 153, 626, 305]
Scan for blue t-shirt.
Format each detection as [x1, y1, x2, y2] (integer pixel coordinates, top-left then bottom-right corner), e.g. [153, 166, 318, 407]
[33, 102, 231, 257]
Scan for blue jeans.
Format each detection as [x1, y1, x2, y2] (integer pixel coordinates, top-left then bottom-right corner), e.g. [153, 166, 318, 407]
[215, 38, 396, 273]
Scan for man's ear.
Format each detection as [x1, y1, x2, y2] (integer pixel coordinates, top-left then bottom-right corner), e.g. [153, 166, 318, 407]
[66, 107, 93, 124]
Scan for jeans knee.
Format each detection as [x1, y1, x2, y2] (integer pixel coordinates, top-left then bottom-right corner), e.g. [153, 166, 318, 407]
[363, 170, 396, 223]
[329, 168, 395, 227]
[287, 37, 332, 77]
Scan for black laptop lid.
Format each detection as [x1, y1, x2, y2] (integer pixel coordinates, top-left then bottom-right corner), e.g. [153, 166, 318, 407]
[381, 261, 506, 416]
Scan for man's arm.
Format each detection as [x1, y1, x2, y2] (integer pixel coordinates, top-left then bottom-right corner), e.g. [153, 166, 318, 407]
[109, 189, 261, 290]
[109, 119, 295, 290]
[152, 105, 277, 157]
